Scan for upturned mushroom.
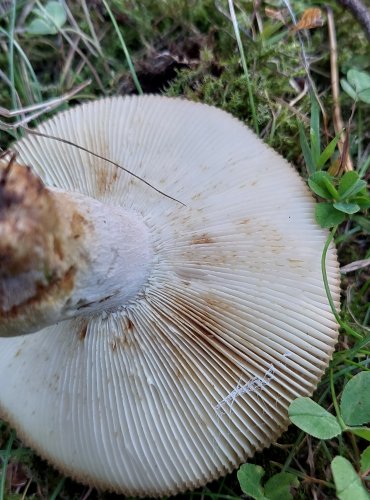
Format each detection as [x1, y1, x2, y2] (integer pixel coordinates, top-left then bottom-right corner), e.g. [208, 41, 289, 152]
[0, 96, 339, 496]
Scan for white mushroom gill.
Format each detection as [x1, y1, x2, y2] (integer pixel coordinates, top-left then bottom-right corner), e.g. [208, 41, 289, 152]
[0, 96, 340, 497]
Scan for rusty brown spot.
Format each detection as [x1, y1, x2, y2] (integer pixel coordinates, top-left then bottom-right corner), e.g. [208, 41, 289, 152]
[239, 218, 250, 225]
[96, 166, 107, 195]
[79, 322, 88, 341]
[96, 164, 118, 195]
[71, 212, 88, 239]
[149, 291, 251, 384]
[127, 317, 134, 331]
[60, 266, 75, 294]
[110, 334, 137, 352]
[53, 236, 64, 261]
[191, 234, 214, 245]
[203, 292, 232, 313]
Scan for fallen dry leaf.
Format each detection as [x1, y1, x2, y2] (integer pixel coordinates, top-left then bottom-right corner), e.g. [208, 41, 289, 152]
[292, 8, 324, 32]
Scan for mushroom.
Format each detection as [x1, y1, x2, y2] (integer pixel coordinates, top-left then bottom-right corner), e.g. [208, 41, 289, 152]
[0, 96, 339, 496]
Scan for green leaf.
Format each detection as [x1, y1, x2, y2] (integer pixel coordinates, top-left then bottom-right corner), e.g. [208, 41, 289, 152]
[341, 372, 370, 426]
[352, 194, 370, 210]
[331, 456, 370, 500]
[338, 171, 367, 199]
[348, 427, 370, 442]
[347, 69, 370, 104]
[308, 172, 335, 199]
[26, 1, 66, 35]
[237, 464, 267, 499]
[315, 203, 347, 228]
[264, 473, 299, 500]
[341, 78, 358, 101]
[317, 133, 341, 169]
[360, 446, 370, 474]
[289, 397, 342, 439]
[299, 122, 315, 175]
[27, 17, 56, 35]
[333, 202, 360, 214]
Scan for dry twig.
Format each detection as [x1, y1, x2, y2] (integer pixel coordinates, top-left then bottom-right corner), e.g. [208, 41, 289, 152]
[327, 7, 353, 174]
[338, 0, 370, 40]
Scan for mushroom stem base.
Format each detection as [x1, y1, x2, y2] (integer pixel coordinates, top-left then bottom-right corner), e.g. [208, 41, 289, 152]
[0, 158, 153, 337]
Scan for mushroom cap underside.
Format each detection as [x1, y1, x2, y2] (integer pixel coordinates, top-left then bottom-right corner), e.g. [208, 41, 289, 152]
[0, 96, 340, 496]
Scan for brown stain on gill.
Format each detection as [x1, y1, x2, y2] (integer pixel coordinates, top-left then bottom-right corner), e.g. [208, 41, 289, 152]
[191, 234, 214, 245]
[96, 164, 118, 196]
[70, 212, 88, 240]
[79, 321, 88, 341]
[147, 289, 251, 395]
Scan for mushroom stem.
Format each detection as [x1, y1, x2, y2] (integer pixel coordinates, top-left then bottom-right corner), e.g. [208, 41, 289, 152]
[0, 157, 153, 337]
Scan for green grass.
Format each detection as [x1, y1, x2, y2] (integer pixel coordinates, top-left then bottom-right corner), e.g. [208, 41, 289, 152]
[0, 0, 369, 499]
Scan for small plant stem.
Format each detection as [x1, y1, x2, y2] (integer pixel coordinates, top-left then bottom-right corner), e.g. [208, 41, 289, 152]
[329, 368, 347, 430]
[281, 431, 306, 472]
[348, 431, 361, 467]
[0, 430, 15, 500]
[102, 0, 143, 95]
[50, 478, 66, 500]
[322, 226, 362, 339]
[228, 0, 259, 134]
[320, 440, 333, 463]
[345, 359, 370, 371]
[271, 461, 335, 488]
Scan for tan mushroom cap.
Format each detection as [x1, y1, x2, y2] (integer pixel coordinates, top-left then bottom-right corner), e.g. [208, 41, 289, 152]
[0, 96, 340, 496]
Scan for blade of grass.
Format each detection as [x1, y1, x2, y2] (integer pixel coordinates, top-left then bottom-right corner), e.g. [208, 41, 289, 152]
[228, 0, 259, 134]
[0, 430, 15, 500]
[310, 94, 321, 166]
[102, 0, 143, 95]
[80, 0, 103, 55]
[358, 154, 370, 177]
[299, 122, 315, 174]
[0, 28, 42, 103]
[7, 0, 17, 110]
[34, 0, 105, 92]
